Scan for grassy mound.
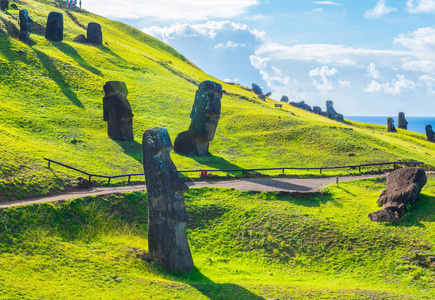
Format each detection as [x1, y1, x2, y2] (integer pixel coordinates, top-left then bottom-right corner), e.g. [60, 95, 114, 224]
[1, 0, 435, 202]
[1, 176, 435, 299]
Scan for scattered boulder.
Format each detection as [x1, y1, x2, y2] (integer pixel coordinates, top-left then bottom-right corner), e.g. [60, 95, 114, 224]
[252, 83, 263, 95]
[290, 101, 313, 112]
[313, 106, 322, 115]
[326, 100, 343, 121]
[10, 3, 17, 9]
[368, 168, 427, 223]
[87, 22, 102, 45]
[18, 9, 33, 44]
[387, 117, 397, 132]
[142, 127, 194, 274]
[426, 125, 435, 142]
[174, 80, 222, 156]
[73, 34, 86, 43]
[0, 0, 8, 11]
[76, 177, 91, 189]
[280, 95, 289, 103]
[45, 12, 63, 42]
[398, 112, 408, 130]
[103, 81, 134, 141]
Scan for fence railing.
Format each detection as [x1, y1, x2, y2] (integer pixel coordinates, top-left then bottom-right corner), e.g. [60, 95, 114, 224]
[44, 158, 424, 184]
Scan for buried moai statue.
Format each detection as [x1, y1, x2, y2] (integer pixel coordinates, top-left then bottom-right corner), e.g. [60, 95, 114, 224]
[103, 81, 134, 141]
[387, 117, 397, 132]
[326, 100, 343, 121]
[174, 80, 222, 156]
[426, 125, 435, 142]
[368, 168, 427, 223]
[87, 22, 102, 45]
[18, 9, 33, 44]
[45, 12, 63, 42]
[398, 112, 408, 130]
[142, 127, 194, 274]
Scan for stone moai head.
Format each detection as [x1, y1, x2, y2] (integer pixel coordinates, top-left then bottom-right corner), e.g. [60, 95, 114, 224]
[142, 127, 193, 274]
[18, 9, 33, 44]
[103, 81, 134, 141]
[426, 125, 435, 142]
[87, 22, 102, 45]
[313, 106, 322, 115]
[387, 117, 397, 132]
[280, 95, 289, 103]
[45, 12, 63, 42]
[188, 80, 222, 142]
[398, 112, 408, 130]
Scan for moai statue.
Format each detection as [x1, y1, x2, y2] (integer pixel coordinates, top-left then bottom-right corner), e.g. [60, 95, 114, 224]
[87, 22, 102, 45]
[280, 95, 289, 103]
[45, 12, 63, 42]
[313, 106, 323, 115]
[326, 100, 344, 121]
[252, 83, 263, 95]
[426, 125, 435, 142]
[103, 81, 134, 141]
[142, 127, 194, 274]
[398, 112, 408, 130]
[387, 117, 397, 132]
[18, 10, 33, 44]
[0, 0, 8, 11]
[174, 80, 222, 156]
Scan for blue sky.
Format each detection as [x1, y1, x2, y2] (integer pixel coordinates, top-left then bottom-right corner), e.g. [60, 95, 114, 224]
[84, 0, 435, 116]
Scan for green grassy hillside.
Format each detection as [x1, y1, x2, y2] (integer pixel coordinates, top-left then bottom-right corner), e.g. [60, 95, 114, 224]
[1, 0, 435, 201]
[1, 176, 435, 299]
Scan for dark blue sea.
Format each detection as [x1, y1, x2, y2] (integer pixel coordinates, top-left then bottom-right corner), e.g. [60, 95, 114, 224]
[345, 116, 435, 134]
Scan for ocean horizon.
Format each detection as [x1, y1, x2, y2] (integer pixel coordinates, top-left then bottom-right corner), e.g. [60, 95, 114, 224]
[345, 116, 435, 134]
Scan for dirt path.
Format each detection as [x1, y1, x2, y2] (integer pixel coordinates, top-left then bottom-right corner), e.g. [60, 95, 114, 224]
[0, 174, 381, 209]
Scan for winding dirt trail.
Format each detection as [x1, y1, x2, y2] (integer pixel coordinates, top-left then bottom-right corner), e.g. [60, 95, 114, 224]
[0, 175, 382, 209]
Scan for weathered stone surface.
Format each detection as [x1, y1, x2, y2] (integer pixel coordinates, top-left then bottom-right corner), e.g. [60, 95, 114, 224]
[174, 80, 222, 156]
[142, 127, 194, 274]
[10, 3, 16, 9]
[387, 117, 397, 132]
[103, 81, 134, 141]
[313, 106, 322, 115]
[426, 125, 435, 142]
[87, 22, 102, 45]
[18, 9, 32, 44]
[74, 34, 86, 43]
[280, 95, 289, 103]
[45, 12, 63, 42]
[0, 0, 8, 11]
[398, 112, 408, 130]
[264, 92, 272, 97]
[368, 167, 427, 223]
[258, 94, 266, 101]
[290, 101, 313, 112]
[326, 100, 343, 121]
[252, 83, 263, 95]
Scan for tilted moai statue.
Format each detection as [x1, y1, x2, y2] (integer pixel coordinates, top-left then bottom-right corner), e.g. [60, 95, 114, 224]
[174, 80, 222, 156]
[326, 100, 344, 121]
[387, 117, 397, 132]
[426, 125, 435, 142]
[19, 10, 33, 44]
[45, 12, 63, 42]
[103, 81, 134, 141]
[313, 106, 323, 115]
[87, 22, 102, 45]
[142, 127, 194, 274]
[398, 112, 408, 130]
[0, 0, 8, 11]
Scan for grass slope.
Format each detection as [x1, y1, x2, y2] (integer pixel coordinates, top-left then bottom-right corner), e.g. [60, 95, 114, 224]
[0, 0, 435, 202]
[1, 176, 435, 299]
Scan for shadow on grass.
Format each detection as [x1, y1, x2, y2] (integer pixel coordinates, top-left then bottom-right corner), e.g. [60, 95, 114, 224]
[99, 44, 128, 64]
[115, 139, 143, 164]
[397, 194, 435, 228]
[177, 268, 264, 300]
[32, 47, 84, 108]
[275, 192, 341, 208]
[192, 154, 242, 171]
[51, 41, 102, 76]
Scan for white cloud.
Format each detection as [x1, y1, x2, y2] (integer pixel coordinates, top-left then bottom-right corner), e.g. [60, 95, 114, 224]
[403, 60, 435, 73]
[364, 75, 415, 95]
[368, 63, 380, 79]
[215, 41, 246, 49]
[255, 43, 410, 66]
[250, 55, 290, 87]
[144, 21, 265, 43]
[364, 0, 396, 19]
[84, 0, 260, 21]
[309, 66, 340, 92]
[339, 80, 351, 88]
[224, 77, 240, 83]
[394, 27, 435, 56]
[313, 1, 342, 5]
[407, 0, 435, 13]
[419, 75, 435, 95]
